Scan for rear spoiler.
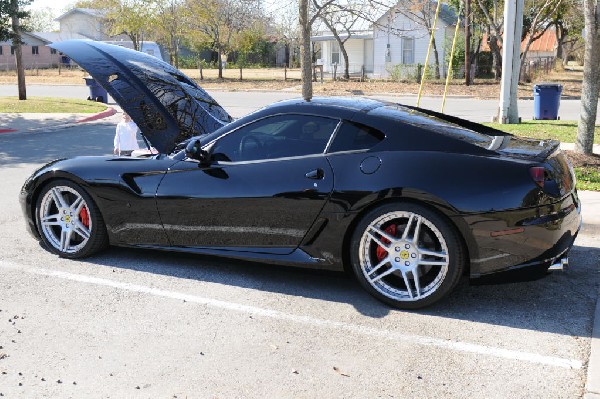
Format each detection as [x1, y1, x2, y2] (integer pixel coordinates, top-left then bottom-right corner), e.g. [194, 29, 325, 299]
[401, 104, 511, 137]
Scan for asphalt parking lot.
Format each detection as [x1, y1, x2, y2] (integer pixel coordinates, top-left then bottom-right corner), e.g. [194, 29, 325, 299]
[0, 118, 599, 398]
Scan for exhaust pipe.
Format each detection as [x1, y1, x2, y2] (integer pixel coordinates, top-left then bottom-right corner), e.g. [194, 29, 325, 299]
[548, 257, 568, 272]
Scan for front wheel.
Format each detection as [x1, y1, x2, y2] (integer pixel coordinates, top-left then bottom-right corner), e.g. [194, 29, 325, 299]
[35, 180, 108, 258]
[350, 203, 465, 309]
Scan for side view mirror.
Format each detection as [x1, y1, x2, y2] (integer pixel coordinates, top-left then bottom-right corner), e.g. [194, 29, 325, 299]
[185, 138, 209, 163]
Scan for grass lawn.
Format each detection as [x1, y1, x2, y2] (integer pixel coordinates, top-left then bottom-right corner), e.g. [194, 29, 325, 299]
[484, 120, 600, 144]
[0, 97, 108, 113]
[487, 120, 600, 191]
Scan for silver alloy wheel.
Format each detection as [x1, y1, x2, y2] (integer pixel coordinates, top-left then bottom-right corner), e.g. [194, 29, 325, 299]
[358, 211, 449, 302]
[39, 185, 92, 254]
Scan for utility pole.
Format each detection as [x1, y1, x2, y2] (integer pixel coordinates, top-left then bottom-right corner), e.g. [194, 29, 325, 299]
[464, 0, 471, 86]
[497, 0, 524, 123]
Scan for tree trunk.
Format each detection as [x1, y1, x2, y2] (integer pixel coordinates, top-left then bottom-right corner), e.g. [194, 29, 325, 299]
[555, 25, 564, 62]
[489, 36, 502, 80]
[299, 0, 312, 101]
[10, 0, 26, 101]
[341, 44, 350, 80]
[218, 47, 223, 79]
[432, 39, 441, 79]
[465, 0, 471, 85]
[576, 0, 600, 154]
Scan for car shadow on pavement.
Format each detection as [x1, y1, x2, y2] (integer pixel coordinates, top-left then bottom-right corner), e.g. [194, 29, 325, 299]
[78, 241, 599, 336]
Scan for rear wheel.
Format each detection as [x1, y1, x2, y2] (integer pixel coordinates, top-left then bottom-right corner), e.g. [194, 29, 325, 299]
[35, 180, 108, 258]
[350, 203, 465, 309]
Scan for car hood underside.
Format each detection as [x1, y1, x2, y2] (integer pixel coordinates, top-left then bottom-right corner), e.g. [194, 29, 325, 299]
[50, 40, 233, 154]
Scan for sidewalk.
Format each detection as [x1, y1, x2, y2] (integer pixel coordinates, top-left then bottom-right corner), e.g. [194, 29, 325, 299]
[0, 107, 117, 134]
[580, 191, 600, 399]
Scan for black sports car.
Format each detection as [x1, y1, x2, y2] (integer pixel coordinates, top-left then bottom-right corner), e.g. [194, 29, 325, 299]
[20, 41, 581, 308]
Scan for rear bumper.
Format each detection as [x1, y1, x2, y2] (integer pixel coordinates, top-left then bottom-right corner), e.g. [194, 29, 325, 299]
[466, 191, 581, 277]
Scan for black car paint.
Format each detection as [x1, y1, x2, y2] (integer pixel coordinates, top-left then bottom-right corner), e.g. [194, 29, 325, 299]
[20, 97, 581, 277]
[49, 40, 232, 154]
[21, 41, 580, 279]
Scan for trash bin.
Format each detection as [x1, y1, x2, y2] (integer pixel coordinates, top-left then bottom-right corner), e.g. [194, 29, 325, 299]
[83, 76, 108, 103]
[533, 83, 562, 120]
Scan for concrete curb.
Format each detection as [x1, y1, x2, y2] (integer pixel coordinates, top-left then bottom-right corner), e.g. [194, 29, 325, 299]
[586, 293, 600, 398]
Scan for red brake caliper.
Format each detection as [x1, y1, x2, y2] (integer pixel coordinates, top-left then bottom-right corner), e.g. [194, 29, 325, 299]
[376, 225, 396, 262]
[79, 207, 90, 228]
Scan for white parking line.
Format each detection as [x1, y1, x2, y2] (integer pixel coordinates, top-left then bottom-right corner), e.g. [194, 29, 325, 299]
[0, 260, 583, 370]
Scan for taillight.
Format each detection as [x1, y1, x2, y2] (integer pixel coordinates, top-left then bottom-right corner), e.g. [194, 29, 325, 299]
[529, 166, 546, 187]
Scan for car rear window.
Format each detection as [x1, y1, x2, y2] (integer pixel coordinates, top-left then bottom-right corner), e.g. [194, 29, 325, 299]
[369, 105, 494, 148]
[328, 121, 385, 153]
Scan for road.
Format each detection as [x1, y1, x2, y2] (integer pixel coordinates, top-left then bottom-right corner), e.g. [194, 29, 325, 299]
[0, 118, 598, 398]
[0, 83, 595, 122]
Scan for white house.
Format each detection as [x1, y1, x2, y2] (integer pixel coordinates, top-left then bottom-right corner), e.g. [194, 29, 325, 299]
[311, 2, 459, 79]
[312, 31, 374, 75]
[55, 8, 115, 41]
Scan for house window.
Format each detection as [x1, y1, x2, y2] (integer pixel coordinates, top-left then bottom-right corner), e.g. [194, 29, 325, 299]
[32, 46, 39, 55]
[402, 37, 414, 64]
[331, 41, 340, 64]
[50, 48, 57, 55]
[11, 46, 16, 55]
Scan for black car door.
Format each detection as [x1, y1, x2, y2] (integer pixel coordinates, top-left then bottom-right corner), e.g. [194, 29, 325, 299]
[155, 114, 338, 253]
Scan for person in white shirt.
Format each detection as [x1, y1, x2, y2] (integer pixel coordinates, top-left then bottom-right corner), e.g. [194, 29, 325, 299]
[113, 112, 140, 156]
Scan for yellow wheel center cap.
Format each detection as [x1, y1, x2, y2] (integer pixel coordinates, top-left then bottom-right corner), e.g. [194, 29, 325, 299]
[65, 215, 71, 223]
[400, 250, 410, 260]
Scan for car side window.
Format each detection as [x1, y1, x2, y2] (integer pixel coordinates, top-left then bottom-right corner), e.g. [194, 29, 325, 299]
[210, 114, 338, 162]
[327, 121, 385, 153]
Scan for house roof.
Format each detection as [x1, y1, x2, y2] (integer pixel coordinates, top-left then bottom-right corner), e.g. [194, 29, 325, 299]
[55, 8, 107, 21]
[311, 31, 373, 41]
[29, 31, 93, 43]
[481, 29, 557, 52]
[312, 1, 459, 40]
[387, 1, 459, 27]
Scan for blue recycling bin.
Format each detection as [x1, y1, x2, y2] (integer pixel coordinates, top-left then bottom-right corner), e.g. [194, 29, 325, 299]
[83, 76, 108, 103]
[533, 83, 562, 120]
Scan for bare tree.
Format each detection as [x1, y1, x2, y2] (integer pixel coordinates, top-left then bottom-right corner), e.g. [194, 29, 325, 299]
[475, 0, 504, 80]
[272, 3, 300, 68]
[23, 7, 59, 31]
[105, 0, 155, 50]
[519, 0, 563, 71]
[552, 0, 585, 66]
[153, 0, 186, 67]
[314, 1, 368, 80]
[576, 0, 599, 154]
[394, 0, 445, 79]
[185, 0, 260, 78]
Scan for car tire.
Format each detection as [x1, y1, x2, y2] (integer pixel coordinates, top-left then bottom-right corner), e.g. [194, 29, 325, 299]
[350, 202, 465, 309]
[35, 179, 108, 259]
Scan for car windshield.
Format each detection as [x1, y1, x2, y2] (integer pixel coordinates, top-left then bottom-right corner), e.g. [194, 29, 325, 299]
[369, 105, 495, 148]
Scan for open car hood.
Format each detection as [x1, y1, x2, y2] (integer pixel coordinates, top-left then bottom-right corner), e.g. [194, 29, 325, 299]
[50, 40, 232, 154]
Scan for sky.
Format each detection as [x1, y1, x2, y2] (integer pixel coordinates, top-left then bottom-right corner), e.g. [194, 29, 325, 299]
[28, 0, 76, 12]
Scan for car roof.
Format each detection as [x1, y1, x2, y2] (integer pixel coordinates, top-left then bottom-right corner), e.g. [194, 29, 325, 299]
[266, 97, 391, 114]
